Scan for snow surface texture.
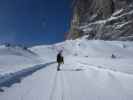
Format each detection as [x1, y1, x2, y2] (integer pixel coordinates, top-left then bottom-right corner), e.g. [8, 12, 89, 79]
[0, 38, 133, 100]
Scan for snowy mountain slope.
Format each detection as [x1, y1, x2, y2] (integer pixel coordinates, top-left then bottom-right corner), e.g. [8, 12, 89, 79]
[0, 45, 42, 74]
[0, 38, 133, 100]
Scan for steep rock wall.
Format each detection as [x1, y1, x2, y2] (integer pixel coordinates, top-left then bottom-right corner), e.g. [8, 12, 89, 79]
[68, 0, 133, 41]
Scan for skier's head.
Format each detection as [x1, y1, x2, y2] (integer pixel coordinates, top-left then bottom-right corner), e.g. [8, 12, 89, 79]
[57, 46, 64, 55]
[58, 50, 63, 55]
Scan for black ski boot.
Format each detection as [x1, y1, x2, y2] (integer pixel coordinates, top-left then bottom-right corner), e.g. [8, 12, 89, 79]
[57, 68, 60, 71]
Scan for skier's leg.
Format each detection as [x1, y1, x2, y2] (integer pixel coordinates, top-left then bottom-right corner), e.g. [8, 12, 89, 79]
[57, 63, 60, 71]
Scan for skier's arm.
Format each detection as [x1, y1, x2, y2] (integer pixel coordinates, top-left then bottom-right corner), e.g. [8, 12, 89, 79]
[62, 57, 64, 64]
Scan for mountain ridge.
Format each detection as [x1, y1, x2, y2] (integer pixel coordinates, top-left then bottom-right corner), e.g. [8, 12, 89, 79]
[68, 0, 133, 41]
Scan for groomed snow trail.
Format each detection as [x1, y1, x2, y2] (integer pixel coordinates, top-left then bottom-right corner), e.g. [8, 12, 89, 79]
[1, 60, 133, 100]
[0, 63, 57, 100]
[0, 39, 133, 100]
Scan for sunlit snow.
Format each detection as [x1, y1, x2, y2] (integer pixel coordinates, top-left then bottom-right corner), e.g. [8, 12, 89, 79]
[0, 38, 133, 100]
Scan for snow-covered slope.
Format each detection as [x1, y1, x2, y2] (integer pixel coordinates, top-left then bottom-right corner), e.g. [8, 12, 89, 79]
[0, 39, 133, 100]
[0, 45, 41, 74]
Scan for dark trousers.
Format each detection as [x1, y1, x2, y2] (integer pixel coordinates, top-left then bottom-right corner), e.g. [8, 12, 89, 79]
[57, 63, 61, 70]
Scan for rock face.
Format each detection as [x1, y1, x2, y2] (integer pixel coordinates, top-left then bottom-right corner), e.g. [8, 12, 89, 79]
[68, 0, 133, 41]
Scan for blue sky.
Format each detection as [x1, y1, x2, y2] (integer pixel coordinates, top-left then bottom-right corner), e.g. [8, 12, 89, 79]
[0, 0, 72, 46]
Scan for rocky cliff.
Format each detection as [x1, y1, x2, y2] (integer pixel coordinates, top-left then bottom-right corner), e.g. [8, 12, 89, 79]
[68, 0, 133, 41]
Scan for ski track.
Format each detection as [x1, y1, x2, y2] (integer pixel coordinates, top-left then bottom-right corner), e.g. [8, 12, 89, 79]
[1, 39, 133, 100]
[0, 60, 133, 100]
[18, 63, 58, 100]
[49, 70, 58, 100]
[78, 61, 133, 77]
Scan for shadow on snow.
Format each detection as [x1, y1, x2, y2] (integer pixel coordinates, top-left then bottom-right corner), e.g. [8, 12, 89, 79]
[0, 61, 56, 92]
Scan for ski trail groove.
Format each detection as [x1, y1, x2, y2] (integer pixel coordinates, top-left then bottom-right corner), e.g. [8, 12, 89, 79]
[61, 70, 72, 100]
[49, 69, 58, 100]
[78, 62, 133, 77]
[61, 71, 65, 100]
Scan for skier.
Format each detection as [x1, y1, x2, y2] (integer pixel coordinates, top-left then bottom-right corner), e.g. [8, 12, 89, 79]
[57, 51, 64, 71]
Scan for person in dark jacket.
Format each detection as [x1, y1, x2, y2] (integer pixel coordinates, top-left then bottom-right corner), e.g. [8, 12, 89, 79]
[57, 52, 64, 71]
